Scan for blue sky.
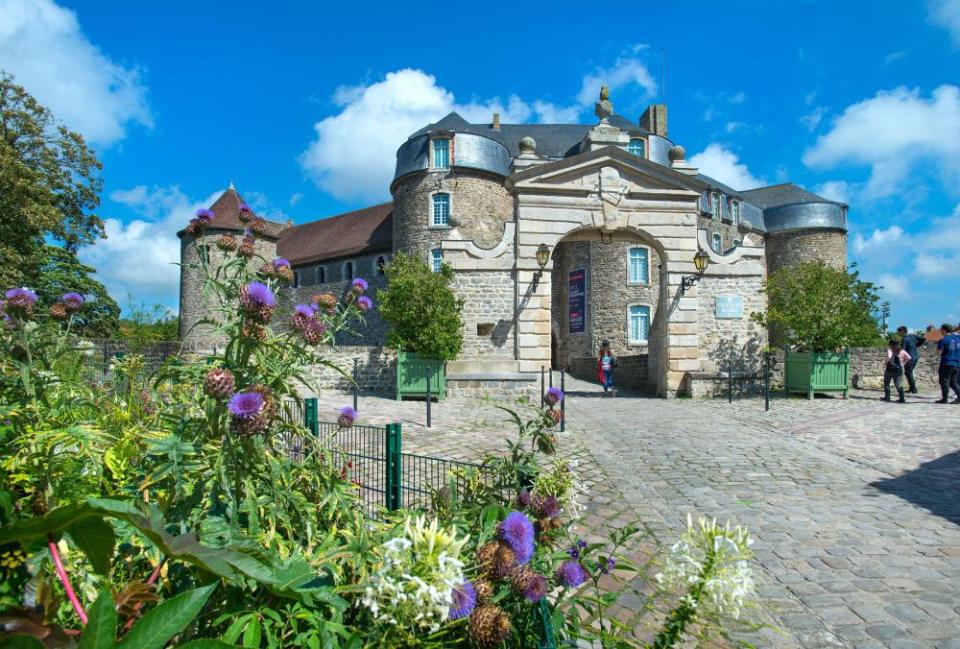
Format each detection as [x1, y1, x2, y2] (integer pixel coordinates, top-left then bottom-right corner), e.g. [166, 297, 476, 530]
[2, 0, 959, 328]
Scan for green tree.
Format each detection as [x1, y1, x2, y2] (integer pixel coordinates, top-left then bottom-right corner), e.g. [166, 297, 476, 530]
[752, 261, 884, 351]
[0, 72, 104, 290]
[376, 252, 465, 361]
[34, 244, 120, 337]
[118, 298, 180, 350]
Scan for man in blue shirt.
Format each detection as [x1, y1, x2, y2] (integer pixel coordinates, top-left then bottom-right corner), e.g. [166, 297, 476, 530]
[896, 326, 924, 394]
[935, 323, 960, 404]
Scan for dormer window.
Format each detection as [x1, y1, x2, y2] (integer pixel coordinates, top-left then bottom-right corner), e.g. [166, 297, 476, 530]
[627, 138, 645, 158]
[432, 138, 450, 169]
[711, 193, 721, 221]
[731, 200, 741, 225]
[432, 193, 450, 227]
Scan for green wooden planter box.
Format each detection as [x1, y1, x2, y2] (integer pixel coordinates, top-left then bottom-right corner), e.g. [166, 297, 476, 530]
[396, 351, 445, 401]
[784, 350, 850, 399]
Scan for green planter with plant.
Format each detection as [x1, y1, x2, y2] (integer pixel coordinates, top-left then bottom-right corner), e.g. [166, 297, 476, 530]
[376, 252, 464, 401]
[753, 261, 883, 399]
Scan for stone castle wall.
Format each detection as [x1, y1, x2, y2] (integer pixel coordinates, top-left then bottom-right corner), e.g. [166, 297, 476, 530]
[302, 345, 396, 394]
[698, 215, 745, 253]
[454, 270, 515, 358]
[766, 230, 847, 276]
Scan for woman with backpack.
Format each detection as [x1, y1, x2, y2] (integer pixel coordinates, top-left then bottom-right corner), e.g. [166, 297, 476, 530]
[596, 339, 617, 397]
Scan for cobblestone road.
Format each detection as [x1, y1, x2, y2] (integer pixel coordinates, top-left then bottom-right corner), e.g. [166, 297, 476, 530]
[315, 379, 960, 648]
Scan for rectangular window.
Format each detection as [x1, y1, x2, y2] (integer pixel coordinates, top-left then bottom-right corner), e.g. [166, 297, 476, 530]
[292, 271, 300, 288]
[628, 138, 645, 157]
[432, 193, 450, 226]
[628, 305, 650, 344]
[712, 233, 722, 253]
[433, 139, 450, 168]
[628, 247, 649, 284]
[317, 266, 325, 284]
[711, 193, 721, 221]
[431, 248, 443, 273]
[731, 200, 740, 224]
[344, 261, 354, 281]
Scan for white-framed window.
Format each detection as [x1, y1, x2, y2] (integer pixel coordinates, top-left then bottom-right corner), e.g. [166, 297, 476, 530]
[628, 305, 651, 344]
[731, 200, 740, 225]
[432, 138, 450, 169]
[344, 261, 354, 281]
[711, 233, 722, 253]
[431, 192, 450, 227]
[376, 255, 387, 275]
[711, 193, 721, 221]
[430, 248, 443, 273]
[627, 138, 645, 157]
[627, 246, 650, 284]
[316, 266, 325, 284]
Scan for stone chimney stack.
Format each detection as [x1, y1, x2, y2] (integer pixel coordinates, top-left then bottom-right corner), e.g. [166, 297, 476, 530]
[640, 104, 668, 137]
[492, 112, 501, 130]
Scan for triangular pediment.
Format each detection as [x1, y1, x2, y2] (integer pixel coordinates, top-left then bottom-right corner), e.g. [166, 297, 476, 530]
[508, 146, 704, 200]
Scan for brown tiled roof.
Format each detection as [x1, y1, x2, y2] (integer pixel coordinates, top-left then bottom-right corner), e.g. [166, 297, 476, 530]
[203, 187, 289, 238]
[277, 202, 393, 266]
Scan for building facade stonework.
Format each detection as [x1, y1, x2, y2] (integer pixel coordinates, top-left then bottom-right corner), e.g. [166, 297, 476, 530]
[179, 95, 849, 397]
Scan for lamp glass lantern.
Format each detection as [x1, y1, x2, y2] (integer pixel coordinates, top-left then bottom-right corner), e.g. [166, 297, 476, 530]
[693, 248, 710, 274]
[531, 243, 550, 292]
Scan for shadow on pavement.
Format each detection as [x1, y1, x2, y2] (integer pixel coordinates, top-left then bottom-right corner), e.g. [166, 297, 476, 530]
[871, 449, 960, 526]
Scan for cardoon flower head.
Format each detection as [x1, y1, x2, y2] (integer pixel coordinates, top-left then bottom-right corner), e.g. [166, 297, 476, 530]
[273, 257, 290, 268]
[240, 281, 276, 311]
[337, 406, 357, 428]
[351, 277, 368, 294]
[357, 295, 373, 312]
[61, 292, 85, 311]
[195, 208, 215, 223]
[301, 320, 326, 345]
[545, 386, 564, 406]
[497, 511, 535, 565]
[516, 489, 531, 508]
[293, 304, 315, 319]
[449, 581, 477, 620]
[239, 201, 252, 214]
[522, 573, 548, 603]
[532, 494, 561, 519]
[556, 560, 587, 588]
[228, 391, 263, 417]
[4, 288, 38, 316]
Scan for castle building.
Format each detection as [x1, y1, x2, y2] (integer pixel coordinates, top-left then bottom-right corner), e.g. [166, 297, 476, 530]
[179, 93, 847, 397]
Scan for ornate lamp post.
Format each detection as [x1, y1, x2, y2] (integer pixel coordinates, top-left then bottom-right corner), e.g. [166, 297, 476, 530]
[681, 249, 710, 294]
[531, 243, 551, 292]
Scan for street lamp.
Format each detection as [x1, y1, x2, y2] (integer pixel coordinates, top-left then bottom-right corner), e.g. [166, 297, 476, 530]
[531, 243, 550, 292]
[681, 249, 710, 294]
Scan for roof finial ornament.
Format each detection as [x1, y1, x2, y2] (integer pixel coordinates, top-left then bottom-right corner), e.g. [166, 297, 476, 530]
[228, 180, 235, 190]
[595, 85, 613, 124]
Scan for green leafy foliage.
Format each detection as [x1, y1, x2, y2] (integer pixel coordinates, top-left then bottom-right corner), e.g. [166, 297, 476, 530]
[33, 246, 119, 337]
[752, 261, 884, 351]
[376, 252, 464, 361]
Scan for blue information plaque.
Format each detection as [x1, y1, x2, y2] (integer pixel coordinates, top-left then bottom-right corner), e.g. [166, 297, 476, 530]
[715, 295, 743, 319]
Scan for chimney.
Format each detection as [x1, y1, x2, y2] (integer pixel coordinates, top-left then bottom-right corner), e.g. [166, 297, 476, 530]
[640, 104, 668, 137]
[492, 112, 500, 130]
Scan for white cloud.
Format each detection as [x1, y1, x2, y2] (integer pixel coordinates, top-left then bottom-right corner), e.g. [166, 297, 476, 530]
[914, 252, 958, 277]
[289, 192, 304, 207]
[884, 51, 906, 64]
[576, 55, 657, 106]
[688, 143, 765, 190]
[814, 180, 854, 204]
[0, 0, 152, 146]
[800, 106, 826, 131]
[877, 273, 909, 297]
[300, 69, 588, 201]
[929, 0, 960, 46]
[851, 225, 904, 255]
[802, 85, 960, 200]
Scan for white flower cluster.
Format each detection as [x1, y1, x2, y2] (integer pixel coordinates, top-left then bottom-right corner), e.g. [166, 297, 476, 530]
[360, 515, 468, 632]
[656, 515, 755, 619]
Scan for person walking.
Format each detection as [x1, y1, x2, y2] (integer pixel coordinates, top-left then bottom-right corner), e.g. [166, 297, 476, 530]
[935, 323, 960, 404]
[596, 339, 616, 397]
[896, 325, 924, 394]
[881, 338, 910, 403]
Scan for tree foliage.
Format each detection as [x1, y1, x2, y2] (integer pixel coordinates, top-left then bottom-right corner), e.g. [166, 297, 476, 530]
[0, 72, 104, 289]
[376, 252, 465, 361]
[34, 245, 119, 337]
[118, 299, 179, 350]
[752, 261, 883, 351]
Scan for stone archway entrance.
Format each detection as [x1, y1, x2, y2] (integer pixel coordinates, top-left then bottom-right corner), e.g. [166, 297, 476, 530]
[508, 146, 704, 397]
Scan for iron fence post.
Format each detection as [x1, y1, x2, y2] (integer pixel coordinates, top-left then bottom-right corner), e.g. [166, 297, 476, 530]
[304, 397, 318, 436]
[353, 358, 359, 413]
[540, 366, 545, 405]
[426, 368, 432, 429]
[549, 367, 553, 389]
[560, 369, 566, 433]
[728, 359, 733, 404]
[386, 423, 402, 511]
[764, 354, 771, 412]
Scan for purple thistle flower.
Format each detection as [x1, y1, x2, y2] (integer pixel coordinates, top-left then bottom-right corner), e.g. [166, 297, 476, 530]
[273, 257, 290, 268]
[337, 406, 358, 428]
[523, 573, 549, 603]
[227, 391, 264, 417]
[449, 581, 477, 620]
[195, 208, 215, 222]
[357, 295, 373, 312]
[498, 511, 535, 565]
[351, 277, 368, 293]
[242, 281, 276, 308]
[532, 494, 561, 519]
[516, 489, 532, 508]
[239, 202, 252, 213]
[293, 304, 315, 318]
[5, 288, 37, 304]
[545, 387, 564, 405]
[556, 560, 587, 588]
[61, 292, 85, 311]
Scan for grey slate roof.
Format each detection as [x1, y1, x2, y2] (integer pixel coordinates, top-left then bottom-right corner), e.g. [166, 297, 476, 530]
[741, 183, 846, 208]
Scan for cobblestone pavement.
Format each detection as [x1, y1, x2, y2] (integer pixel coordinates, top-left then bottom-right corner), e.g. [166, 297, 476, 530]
[315, 379, 960, 648]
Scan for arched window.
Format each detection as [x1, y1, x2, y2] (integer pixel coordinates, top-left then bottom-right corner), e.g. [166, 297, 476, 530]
[432, 138, 450, 169]
[432, 193, 450, 227]
[628, 305, 650, 344]
[344, 261, 354, 281]
[317, 266, 326, 284]
[431, 248, 443, 273]
[711, 233, 722, 253]
[376, 256, 387, 275]
[627, 138, 645, 157]
[627, 246, 649, 284]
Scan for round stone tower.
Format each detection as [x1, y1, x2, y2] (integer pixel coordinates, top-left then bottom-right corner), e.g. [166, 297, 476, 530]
[177, 187, 285, 351]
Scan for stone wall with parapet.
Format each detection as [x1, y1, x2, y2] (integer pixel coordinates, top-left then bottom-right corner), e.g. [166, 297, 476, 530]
[303, 346, 396, 393]
[446, 377, 538, 400]
[849, 345, 941, 390]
